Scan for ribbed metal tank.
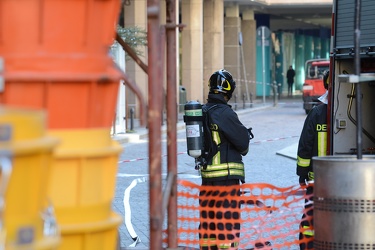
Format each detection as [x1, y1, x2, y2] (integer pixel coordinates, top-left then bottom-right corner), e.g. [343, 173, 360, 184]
[314, 155, 375, 250]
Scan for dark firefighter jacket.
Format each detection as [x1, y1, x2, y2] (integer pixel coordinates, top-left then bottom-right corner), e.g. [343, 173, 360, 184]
[297, 103, 327, 180]
[201, 94, 250, 183]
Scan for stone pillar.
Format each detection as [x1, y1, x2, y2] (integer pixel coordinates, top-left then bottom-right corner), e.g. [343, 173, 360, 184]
[124, 0, 148, 121]
[203, 0, 224, 100]
[181, 0, 203, 103]
[224, 5, 241, 104]
[241, 9, 256, 104]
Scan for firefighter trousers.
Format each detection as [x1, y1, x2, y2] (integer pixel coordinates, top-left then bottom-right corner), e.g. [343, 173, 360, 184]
[299, 185, 314, 250]
[199, 180, 241, 250]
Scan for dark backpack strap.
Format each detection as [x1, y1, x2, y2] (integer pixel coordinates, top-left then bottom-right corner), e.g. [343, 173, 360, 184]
[201, 104, 220, 166]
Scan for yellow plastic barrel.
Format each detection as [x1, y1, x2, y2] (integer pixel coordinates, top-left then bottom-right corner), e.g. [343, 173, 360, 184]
[47, 129, 123, 250]
[58, 213, 122, 250]
[0, 107, 60, 249]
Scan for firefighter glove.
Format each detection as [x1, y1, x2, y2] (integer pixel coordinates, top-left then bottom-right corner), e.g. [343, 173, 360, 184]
[247, 127, 254, 140]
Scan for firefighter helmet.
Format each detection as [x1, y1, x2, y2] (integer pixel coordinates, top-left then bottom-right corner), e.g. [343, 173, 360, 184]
[208, 69, 236, 99]
[323, 70, 329, 90]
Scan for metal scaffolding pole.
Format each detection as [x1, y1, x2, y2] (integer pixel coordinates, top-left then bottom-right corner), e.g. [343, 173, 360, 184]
[165, 0, 178, 248]
[147, 0, 163, 249]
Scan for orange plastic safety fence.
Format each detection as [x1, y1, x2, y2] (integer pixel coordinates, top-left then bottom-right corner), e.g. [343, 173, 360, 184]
[163, 180, 314, 250]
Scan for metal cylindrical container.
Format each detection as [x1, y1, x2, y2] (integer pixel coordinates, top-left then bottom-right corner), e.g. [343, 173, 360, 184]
[183, 101, 203, 158]
[314, 155, 375, 249]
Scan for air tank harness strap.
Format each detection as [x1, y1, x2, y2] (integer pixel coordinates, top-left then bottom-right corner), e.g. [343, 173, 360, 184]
[184, 116, 203, 122]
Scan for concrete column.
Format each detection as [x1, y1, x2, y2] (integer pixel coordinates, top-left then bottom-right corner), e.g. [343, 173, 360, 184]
[181, 0, 203, 103]
[110, 44, 127, 133]
[241, 9, 256, 104]
[224, 5, 241, 104]
[295, 33, 305, 91]
[274, 31, 284, 96]
[255, 14, 271, 98]
[203, 0, 224, 100]
[282, 32, 295, 95]
[314, 36, 322, 59]
[321, 38, 330, 59]
[124, 0, 148, 121]
[305, 35, 314, 61]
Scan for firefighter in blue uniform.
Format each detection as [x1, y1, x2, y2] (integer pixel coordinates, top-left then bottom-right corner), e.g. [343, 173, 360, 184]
[199, 69, 251, 250]
[297, 70, 329, 250]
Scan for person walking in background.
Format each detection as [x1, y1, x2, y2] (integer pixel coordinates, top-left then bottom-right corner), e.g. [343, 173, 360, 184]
[286, 65, 296, 96]
[198, 69, 252, 250]
[296, 70, 329, 250]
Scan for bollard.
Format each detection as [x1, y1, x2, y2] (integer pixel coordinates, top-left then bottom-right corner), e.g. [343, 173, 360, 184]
[250, 93, 253, 108]
[130, 108, 135, 131]
[123, 116, 126, 133]
[243, 93, 246, 109]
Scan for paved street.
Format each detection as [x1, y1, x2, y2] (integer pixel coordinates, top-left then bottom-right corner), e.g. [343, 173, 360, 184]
[112, 95, 307, 249]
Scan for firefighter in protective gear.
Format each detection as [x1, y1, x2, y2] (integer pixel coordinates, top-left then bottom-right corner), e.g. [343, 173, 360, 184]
[199, 69, 251, 250]
[297, 70, 329, 250]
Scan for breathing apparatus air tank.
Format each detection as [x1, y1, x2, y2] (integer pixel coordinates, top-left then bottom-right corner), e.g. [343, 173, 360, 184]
[183, 101, 204, 158]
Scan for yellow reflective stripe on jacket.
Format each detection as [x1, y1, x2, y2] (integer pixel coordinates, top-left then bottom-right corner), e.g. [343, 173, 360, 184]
[212, 130, 221, 165]
[317, 131, 327, 156]
[297, 156, 310, 167]
[302, 225, 314, 236]
[201, 162, 244, 178]
[202, 169, 244, 178]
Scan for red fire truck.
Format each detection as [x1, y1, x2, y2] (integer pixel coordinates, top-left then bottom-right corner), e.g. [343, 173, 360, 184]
[302, 59, 330, 114]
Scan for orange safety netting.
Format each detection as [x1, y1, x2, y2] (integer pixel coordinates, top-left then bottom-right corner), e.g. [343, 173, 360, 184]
[164, 180, 313, 250]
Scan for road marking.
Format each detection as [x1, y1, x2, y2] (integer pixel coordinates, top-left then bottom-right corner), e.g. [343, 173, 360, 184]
[123, 177, 147, 247]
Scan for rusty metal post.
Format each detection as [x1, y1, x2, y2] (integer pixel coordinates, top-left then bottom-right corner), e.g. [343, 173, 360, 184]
[166, 0, 178, 247]
[116, 33, 149, 74]
[147, 0, 163, 249]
